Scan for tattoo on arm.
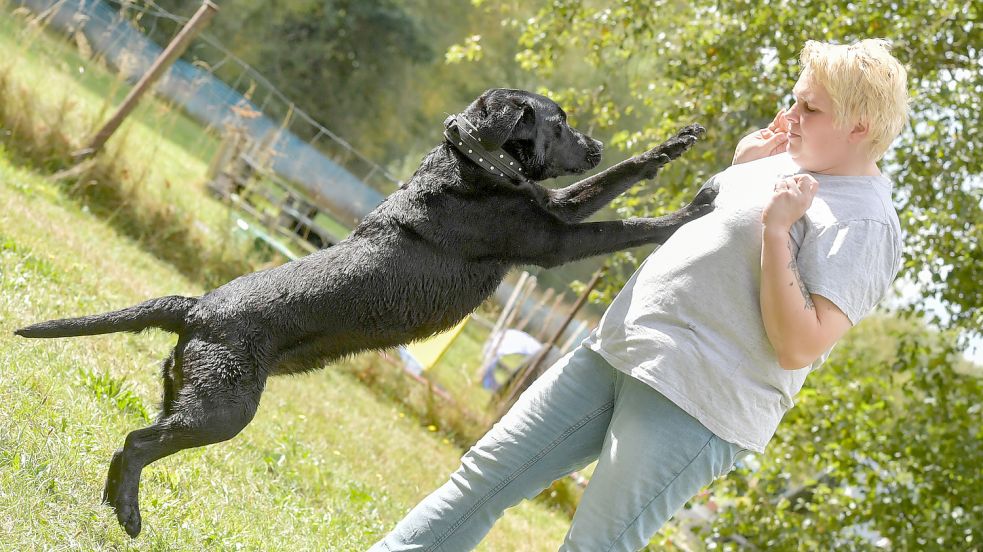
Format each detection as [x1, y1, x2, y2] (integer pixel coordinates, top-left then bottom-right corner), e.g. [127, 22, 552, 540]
[786, 239, 815, 310]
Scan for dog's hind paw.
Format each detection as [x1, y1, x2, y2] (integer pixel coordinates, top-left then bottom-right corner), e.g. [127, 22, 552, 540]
[115, 499, 143, 538]
[102, 448, 124, 505]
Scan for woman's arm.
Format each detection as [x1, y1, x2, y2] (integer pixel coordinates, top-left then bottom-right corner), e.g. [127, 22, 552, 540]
[760, 175, 852, 370]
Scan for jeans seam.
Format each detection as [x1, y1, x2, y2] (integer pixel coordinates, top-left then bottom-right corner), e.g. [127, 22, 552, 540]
[428, 400, 615, 552]
[604, 434, 714, 552]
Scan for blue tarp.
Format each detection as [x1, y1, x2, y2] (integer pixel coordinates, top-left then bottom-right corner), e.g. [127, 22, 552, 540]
[17, 0, 384, 226]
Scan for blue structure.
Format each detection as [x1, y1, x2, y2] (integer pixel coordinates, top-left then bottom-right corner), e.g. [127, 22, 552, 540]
[17, 0, 386, 226]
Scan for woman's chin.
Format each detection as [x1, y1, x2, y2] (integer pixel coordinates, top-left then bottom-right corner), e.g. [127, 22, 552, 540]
[788, 149, 816, 171]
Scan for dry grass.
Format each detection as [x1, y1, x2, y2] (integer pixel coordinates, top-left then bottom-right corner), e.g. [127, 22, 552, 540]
[0, 7, 281, 288]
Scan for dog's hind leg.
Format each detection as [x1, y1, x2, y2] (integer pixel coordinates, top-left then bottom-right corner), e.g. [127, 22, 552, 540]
[158, 351, 178, 421]
[102, 346, 185, 511]
[103, 346, 266, 537]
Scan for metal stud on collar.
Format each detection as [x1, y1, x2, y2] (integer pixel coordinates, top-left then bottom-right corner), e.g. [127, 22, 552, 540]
[442, 113, 530, 184]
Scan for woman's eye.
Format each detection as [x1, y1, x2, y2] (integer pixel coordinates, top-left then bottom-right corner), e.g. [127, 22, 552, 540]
[804, 104, 816, 112]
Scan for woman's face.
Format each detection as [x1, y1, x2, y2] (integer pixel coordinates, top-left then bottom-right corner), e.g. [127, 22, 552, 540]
[784, 72, 864, 173]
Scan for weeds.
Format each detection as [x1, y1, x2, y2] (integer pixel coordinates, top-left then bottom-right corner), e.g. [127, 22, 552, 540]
[76, 366, 151, 423]
[0, 11, 280, 288]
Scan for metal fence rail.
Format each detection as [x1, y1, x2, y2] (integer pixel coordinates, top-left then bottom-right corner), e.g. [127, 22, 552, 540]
[16, 0, 396, 227]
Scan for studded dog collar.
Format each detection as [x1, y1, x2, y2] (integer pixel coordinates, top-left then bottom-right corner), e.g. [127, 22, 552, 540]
[443, 114, 530, 182]
[442, 114, 549, 209]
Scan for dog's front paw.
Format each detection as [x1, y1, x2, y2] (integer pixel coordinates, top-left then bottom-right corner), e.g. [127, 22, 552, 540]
[658, 123, 706, 160]
[690, 179, 719, 208]
[636, 153, 672, 180]
[636, 124, 706, 179]
[682, 182, 719, 220]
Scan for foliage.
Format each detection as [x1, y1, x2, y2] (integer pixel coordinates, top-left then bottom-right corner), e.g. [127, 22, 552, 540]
[444, 2, 983, 549]
[148, 0, 466, 165]
[463, 0, 980, 339]
[694, 315, 981, 551]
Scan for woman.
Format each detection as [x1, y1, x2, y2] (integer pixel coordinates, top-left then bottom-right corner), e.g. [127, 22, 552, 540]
[372, 38, 908, 551]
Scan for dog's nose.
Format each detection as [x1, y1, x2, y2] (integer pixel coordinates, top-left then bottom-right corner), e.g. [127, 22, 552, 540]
[586, 149, 602, 168]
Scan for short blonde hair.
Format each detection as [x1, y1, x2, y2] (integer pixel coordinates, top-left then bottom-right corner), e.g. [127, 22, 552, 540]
[799, 39, 910, 161]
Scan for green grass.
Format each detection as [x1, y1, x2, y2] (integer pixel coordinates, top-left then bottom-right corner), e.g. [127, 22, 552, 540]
[0, 8, 572, 548]
[0, 8, 220, 167]
[0, 148, 571, 549]
[0, 7, 359, 265]
[0, 8, 281, 286]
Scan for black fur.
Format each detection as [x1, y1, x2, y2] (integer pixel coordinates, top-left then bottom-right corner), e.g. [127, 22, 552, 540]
[14, 88, 717, 537]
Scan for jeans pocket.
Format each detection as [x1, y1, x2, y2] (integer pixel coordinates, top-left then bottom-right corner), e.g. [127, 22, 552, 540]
[732, 447, 752, 468]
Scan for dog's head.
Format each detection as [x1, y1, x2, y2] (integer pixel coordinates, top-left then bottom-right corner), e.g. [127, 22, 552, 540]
[461, 88, 603, 181]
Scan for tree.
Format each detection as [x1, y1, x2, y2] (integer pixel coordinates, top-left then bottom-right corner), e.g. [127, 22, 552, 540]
[446, 2, 982, 549]
[464, 0, 980, 340]
[142, 0, 437, 162]
[696, 315, 981, 551]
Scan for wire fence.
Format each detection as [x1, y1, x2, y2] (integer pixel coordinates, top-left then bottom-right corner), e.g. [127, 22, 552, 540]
[17, 0, 399, 226]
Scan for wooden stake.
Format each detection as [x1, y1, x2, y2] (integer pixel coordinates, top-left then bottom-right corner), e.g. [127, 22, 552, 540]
[494, 266, 606, 418]
[480, 271, 530, 374]
[76, 1, 219, 158]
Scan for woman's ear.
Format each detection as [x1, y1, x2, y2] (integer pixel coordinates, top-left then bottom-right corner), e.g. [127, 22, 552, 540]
[848, 120, 870, 143]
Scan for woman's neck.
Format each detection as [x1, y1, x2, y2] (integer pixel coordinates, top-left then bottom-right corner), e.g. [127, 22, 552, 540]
[810, 157, 882, 177]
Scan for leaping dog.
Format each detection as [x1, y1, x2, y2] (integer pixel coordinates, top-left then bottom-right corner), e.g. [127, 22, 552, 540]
[15, 88, 717, 537]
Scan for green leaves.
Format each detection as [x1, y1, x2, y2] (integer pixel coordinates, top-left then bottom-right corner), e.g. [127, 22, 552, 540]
[465, 2, 983, 548]
[689, 315, 982, 549]
[494, 0, 981, 338]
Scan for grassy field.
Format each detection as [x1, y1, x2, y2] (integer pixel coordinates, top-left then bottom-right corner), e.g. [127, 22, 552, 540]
[0, 7, 565, 435]
[0, 149, 571, 549]
[0, 8, 573, 549]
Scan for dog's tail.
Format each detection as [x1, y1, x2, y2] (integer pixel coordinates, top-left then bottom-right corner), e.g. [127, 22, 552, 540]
[14, 295, 197, 339]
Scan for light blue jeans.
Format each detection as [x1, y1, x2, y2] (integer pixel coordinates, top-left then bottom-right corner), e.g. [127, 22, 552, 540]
[370, 346, 751, 551]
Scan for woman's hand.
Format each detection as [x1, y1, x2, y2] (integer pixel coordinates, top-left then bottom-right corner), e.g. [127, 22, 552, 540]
[762, 174, 819, 232]
[732, 108, 789, 165]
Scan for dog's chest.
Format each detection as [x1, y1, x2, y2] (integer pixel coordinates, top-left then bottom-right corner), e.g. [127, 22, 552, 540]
[386, 260, 506, 330]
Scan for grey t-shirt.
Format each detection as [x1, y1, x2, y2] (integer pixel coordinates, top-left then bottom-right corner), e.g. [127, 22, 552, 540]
[581, 152, 902, 453]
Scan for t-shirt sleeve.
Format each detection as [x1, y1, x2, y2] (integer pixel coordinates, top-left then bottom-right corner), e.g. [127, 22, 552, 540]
[796, 219, 902, 326]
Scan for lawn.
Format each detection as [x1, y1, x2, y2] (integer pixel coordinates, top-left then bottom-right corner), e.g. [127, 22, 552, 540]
[0, 7, 572, 548]
[0, 148, 570, 549]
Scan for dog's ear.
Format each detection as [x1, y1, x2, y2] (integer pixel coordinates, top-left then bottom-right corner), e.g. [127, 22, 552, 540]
[471, 90, 534, 151]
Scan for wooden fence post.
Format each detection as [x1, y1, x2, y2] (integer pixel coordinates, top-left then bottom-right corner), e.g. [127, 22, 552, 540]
[76, 0, 219, 158]
[492, 266, 606, 420]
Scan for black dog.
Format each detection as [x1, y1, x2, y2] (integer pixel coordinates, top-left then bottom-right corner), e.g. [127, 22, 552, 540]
[15, 88, 716, 537]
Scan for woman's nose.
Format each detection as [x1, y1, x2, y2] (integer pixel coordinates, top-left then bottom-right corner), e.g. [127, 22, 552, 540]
[784, 103, 799, 123]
